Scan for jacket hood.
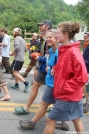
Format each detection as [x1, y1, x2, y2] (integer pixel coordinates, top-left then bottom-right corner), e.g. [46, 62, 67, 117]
[59, 41, 80, 52]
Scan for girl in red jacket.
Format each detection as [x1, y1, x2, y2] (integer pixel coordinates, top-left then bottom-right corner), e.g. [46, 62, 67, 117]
[43, 22, 88, 134]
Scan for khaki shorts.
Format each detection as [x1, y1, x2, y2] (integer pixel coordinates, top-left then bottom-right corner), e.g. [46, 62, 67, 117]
[0, 62, 7, 87]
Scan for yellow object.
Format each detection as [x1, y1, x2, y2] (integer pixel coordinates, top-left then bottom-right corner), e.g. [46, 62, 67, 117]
[30, 46, 38, 51]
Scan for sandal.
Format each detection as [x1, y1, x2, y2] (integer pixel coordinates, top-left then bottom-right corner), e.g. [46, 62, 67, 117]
[14, 107, 29, 115]
[83, 103, 89, 113]
[55, 122, 69, 131]
[19, 120, 35, 130]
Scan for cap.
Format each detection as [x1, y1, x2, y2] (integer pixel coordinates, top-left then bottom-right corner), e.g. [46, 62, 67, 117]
[85, 32, 89, 35]
[32, 33, 38, 36]
[37, 19, 52, 29]
[14, 28, 22, 34]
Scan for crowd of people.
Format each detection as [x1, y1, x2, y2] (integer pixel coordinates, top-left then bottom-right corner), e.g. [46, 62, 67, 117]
[0, 19, 89, 134]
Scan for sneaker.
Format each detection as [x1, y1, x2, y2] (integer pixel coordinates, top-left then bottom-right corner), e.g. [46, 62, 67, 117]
[83, 103, 89, 113]
[19, 120, 35, 130]
[24, 83, 30, 92]
[83, 103, 87, 107]
[55, 122, 69, 131]
[10, 85, 19, 89]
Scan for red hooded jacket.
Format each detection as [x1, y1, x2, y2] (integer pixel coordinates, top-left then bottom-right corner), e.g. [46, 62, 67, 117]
[53, 42, 88, 101]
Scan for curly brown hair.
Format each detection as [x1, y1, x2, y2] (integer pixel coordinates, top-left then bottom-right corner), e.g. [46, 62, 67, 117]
[58, 22, 80, 40]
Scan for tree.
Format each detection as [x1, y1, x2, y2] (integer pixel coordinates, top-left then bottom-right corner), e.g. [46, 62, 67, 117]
[0, 0, 82, 33]
[11, 14, 38, 37]
[77, 0, 89, 29]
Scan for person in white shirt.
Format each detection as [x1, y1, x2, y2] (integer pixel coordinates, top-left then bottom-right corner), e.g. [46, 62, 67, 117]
[0, 28, 12, 74]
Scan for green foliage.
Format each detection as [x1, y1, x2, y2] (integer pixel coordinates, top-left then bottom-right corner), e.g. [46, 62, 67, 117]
[11, 14, 38, 37]
[0, 0, 82, 34]
[77, 0, 89, 29]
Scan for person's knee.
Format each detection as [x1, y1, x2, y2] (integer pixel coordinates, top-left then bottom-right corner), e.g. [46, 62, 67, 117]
[32, 81, 41, 90]
[13, 71, 17, 76]
[40, 101, 49, 109]
[46, 117, 53, 125]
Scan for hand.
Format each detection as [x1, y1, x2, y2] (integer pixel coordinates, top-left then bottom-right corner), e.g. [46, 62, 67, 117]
[45, 66, 50, 72]
[9, 52, 14, 56]
[51, 69, 55, 76]
[34, 54, 39, 60]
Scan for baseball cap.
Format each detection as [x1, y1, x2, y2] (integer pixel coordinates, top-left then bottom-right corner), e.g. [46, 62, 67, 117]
[13, 28, 22, 34]
[37, 19, 52, 29]
[32, 33, 38, 36]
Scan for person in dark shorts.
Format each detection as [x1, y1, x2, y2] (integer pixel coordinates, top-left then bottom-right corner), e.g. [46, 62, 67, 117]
[14, 19, 52, 114]
[9, 28, 30, 92]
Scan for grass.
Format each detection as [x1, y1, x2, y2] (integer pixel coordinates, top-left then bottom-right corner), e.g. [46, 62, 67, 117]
[10, 40, 30, 67]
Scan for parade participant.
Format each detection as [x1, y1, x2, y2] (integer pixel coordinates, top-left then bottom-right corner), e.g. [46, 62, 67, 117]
[42, 22, 88, 134]
[22, 33, 40, 78]
[9, 28, 30, 92]
[19, 29, 58, 129]
[84, 32, 89, 48]
[0, 33, 3, 55]
[83, 32, 89, 113]
[0, 55, 10, 101]
[14, 19, 52, 114]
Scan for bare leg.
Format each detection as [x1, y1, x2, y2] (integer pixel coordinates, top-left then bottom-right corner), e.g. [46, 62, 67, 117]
[72, 118, 84, 133]
[83, 86, 89, 102]
[24, 81, 42, 111]
[32, 100, 50, 123]
[15, 77, 19, 84]
[13, 71, 25, 83]
[23, 60, 37, 77]
[0, 85, 10, 101]
[43, 118, 56, 134]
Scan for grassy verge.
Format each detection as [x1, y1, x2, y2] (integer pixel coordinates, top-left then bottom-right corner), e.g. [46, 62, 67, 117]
[10, 40, 30, 67]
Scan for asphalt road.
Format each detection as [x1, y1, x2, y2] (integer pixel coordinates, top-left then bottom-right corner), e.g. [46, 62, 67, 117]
[0, 68, 89, 134]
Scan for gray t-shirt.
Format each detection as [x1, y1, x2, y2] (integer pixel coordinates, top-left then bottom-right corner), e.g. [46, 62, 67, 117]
[14, 36, 26, 62]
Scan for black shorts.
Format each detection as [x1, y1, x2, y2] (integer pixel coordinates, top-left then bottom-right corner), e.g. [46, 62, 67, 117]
[11, 60, 24, 71]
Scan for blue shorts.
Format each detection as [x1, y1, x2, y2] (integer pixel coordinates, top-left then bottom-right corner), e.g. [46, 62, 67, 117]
[42, 86, 55, 104]
[48, 99, 83, 121]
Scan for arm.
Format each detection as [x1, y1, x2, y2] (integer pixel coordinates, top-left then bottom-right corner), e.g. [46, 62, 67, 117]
[14, 38, 20, 52]
[9, 51, 16, 56]
[0, 35, 10, 47]
[0, 43, 7, 46]
[63, 49, 88, 93]
[10, 38, 20, 56]
[38, 56, 46, 64]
